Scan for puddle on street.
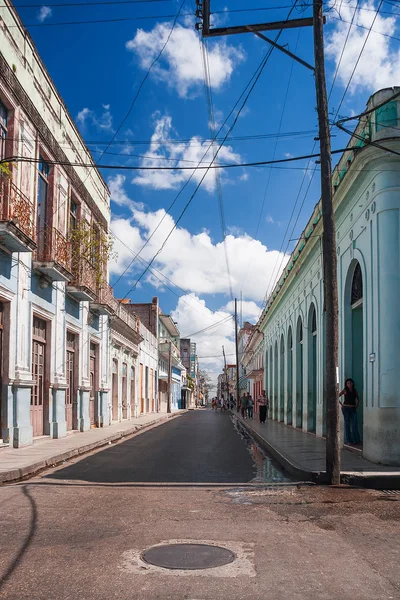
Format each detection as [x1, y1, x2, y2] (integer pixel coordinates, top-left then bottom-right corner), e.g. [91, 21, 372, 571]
[233, 418, 292, 484]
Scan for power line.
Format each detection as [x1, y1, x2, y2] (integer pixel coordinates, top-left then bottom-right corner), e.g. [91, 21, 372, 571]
[200, 34, 234, 302]
[183, 316, 233, 339]
[3, 146, 358, 169]
[5, 128, 320, 148]
[259, 0, 366, 311]
[119, 25, 292, 302]
[259, 0, 387, 323]
[109, 227, 235, 325]
[14, 0, 170, 5]
[12, 5, 400, 35]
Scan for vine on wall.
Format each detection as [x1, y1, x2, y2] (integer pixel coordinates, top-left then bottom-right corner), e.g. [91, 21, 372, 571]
[69, 220, 116, 288]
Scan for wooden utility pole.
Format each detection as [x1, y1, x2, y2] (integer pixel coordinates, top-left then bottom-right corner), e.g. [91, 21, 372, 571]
[198, 0, 340, 484]
[222, 345, 229, 403]
[313, 0, 340, 484]
[167, 340, 172, 414]
[234, 298, 240, 410]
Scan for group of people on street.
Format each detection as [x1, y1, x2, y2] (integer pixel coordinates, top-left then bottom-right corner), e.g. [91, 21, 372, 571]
[238, 390, 270, 423]
[211, 396, 234, 412]
[212, 378, 361, 446]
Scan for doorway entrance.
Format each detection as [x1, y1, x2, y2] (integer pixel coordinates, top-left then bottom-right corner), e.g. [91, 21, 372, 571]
[287, 328, 293, 425]
[296, 317, 304, 429]
[0, 302, 3, 437]
[66, 331, 77, 431]
[112, 358, 118, 421]
[130, 366, 136, 417]
[122, 362, 127, 419]
[89, 343, 98, 426]
[31, 316, 47, 437]
[350, 262, 364, 441]
[307, 305, 317, 433]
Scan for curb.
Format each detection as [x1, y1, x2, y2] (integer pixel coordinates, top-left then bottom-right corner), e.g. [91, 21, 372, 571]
[233, 414, 400, 489]
[0, 412, 184, 484]
[232, 414, 319, 482]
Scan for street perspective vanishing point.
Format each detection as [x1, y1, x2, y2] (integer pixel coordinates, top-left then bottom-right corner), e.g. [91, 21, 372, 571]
[0, 0, 399, 598]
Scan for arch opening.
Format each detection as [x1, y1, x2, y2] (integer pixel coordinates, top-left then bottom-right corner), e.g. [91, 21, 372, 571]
[295, 317, 304, 429]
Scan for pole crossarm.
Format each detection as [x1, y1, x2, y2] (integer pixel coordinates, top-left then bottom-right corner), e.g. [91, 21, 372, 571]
[246, 26, 315, 71]
[199, 16, 319, 38]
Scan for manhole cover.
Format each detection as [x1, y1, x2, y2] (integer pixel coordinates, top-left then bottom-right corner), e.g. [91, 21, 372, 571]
[141, 543, 236, 570]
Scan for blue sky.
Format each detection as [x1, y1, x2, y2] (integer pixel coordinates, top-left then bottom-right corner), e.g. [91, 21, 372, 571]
[17, 0, 400, 375]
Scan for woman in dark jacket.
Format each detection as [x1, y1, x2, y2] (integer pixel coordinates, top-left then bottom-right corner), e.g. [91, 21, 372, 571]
[339, 378, 361, 445]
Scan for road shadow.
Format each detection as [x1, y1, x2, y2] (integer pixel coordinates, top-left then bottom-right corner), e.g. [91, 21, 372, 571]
[0, 486, 38, 592]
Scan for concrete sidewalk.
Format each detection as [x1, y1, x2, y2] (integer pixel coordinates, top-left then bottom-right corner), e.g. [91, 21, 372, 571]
[0, 412, 184, 483]
[233, 412, 400, 488]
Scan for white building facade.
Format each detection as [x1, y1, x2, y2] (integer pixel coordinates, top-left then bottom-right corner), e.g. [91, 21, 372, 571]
[0, 3, 140, 446]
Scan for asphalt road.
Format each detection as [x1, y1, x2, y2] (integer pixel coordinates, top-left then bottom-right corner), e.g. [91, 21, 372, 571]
[1, 410, 399, 600]
[46, 409, 258, 484]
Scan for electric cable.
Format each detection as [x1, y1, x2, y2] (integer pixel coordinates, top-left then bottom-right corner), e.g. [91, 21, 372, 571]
[200, 34, 234, 303]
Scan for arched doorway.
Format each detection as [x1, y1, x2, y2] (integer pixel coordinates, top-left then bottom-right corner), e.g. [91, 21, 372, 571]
[349, 262, 364, 442]
[287, 327, 293, 425]
[296, 317, 304, 429]
[269, 346, 273, 418]
[307, 304, 317, 432]
[274, 341, 278, 420]
[280, 335, 285, 421]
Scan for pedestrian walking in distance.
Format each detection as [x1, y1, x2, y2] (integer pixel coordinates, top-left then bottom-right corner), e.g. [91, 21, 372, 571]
[339, 378, 361, 445]
[258, 390, 269, 424]
[248, 394, 254, 419]
[241, 393, 248, 419]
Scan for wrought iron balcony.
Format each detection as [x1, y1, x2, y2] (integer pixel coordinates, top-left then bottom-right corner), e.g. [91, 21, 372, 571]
[90, 282, 119, 316]
[67, 255, 97, 302]
[115, 303, 140, 334]
[33, 226, 72, 282]
[0, 175, 36, 252]
[108, 300, 142, 343]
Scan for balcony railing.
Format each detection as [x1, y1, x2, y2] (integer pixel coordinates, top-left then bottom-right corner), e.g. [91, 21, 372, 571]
[91, 282, 119, 315]
[67, 255, 98, 302]
[116, 303, 140, 333]
[0, 175, 36, 251]
[34, 226, 72, 280]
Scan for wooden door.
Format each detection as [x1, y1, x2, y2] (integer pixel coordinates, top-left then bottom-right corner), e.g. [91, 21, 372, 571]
[89, 343, 97, 426]
[112, 359, 118, 421]
[150, 368, 154, 412]
[0, 303, 3, 436]
[130, 367, 135, 417]
[31, 317, 46, 437]
[65, 332, 76, 431]
[122, 363, 127, 419]
[139, 363, 144, 414]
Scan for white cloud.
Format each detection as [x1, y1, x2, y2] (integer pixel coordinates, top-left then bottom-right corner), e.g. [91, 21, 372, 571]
[132, 114, 242, 193]
[224, 300, 261, 322]
[239, 173, 249, 182]
[108, 174, 145, 210]
[126, 23, 245, 98]
[76, 107, 113, 131]
[37, 6, 52, 22]
[284, 152, 293, 159]
[266, 215, 274, 224]
[326, 1, 400, 94]
[109, 178, 289, 302]
[171, 294, 235, 379]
